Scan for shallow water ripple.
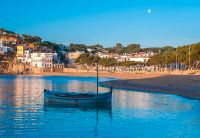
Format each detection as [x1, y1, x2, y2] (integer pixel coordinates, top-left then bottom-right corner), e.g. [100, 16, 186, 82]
[0, 76, 200, 137]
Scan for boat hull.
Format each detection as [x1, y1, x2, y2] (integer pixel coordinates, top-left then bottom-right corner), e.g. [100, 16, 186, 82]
[44, 90, 112, 105]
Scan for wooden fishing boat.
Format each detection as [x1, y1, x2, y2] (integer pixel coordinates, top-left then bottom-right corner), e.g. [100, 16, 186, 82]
[44, 51, 112, 105]
[44, 88, 112, 105]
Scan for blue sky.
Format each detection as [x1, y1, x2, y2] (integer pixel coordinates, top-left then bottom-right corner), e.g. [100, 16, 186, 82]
[1, 0, 200, 47]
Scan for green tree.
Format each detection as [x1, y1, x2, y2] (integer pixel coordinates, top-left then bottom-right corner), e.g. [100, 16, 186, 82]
[161, 46, 175, 53]
[68, 44, 87, 52]
[113, 43, 123, 54]
[87, 44, 103, 49]
[22, 34, 42, 43]
[142, 47, 161, 53]
[75, 53, 96, 66]
[39, 41, 61, 52]
[122, 44, 140, 53]
[99, 58, 117, 67]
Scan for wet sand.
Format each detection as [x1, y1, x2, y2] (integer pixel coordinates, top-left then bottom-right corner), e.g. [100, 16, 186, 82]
[101, 75, 200, 100]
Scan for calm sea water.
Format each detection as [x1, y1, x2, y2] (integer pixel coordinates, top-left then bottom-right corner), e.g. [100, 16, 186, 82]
[0, 75, 200, 138]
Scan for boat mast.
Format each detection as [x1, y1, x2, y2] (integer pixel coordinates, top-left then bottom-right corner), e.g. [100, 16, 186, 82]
[96, 49, 99, 95]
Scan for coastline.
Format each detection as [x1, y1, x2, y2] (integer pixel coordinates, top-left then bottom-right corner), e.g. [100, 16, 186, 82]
[1, 69, 199, 78]
[100, 74, 200, 101]
[1, 71, 200, 100]
[0, 71, 166, 79]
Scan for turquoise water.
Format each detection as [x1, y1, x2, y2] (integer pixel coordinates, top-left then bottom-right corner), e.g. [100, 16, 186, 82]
[0, 75, 200, 138]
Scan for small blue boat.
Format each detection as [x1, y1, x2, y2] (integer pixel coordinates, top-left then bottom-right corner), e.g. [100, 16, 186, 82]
[44, 88, 112, 105]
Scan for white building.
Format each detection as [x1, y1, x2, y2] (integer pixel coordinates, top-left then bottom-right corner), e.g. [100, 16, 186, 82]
[17, 49, 32, 63]
[98, 52, 109, 58]
[98, 52, 115, 59]
[116, 52, 154, 63]
[129, 57, 149, 63]
[24, 50, 31, 58]
[87, 48, 93, 52]
[0, 45, 13, 55]
[116, 53, 130, 62]
[129, 52, 153, 63]
[31, 53, 53, 68]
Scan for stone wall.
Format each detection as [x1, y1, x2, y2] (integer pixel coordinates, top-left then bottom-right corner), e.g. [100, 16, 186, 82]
[7, 63, 31, 74]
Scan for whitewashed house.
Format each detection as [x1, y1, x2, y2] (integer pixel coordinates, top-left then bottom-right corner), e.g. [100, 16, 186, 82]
[17, 49, 32, 63]
[129, 57, 149, 63]
[31, 53, 53, 68]
[98, 52, 109, 58]
[116, 53, 130, 62]
[129, 52, 153, 63]
[116, 52, 154, 63]
[98, 52, 115, 59]
[24, 50, 31, 58]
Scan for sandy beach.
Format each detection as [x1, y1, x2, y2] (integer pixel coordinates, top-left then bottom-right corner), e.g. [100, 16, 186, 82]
[100, 74, 200, 100]
[31, 71, 165, 79]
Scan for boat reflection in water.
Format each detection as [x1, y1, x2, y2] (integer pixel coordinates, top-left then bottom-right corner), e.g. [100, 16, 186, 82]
[44, 99, 112, 138]
[44, 88, 112, 116]
[44, 89, 112, 116]
[44, 98, 112, 112]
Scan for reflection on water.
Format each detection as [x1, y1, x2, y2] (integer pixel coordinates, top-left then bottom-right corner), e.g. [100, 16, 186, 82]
[44, 76, 110, 93]
[114, 90, 192, 111]
[0, 75, 200, 137]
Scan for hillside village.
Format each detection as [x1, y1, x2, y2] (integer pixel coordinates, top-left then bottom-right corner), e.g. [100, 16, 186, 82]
[0, 28, 157, 74]
[0, 28, 200, 74]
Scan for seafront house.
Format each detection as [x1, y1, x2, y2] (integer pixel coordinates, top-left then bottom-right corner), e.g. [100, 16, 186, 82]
[17, 49, 32, 63]
[31, 53, 54, 68]
[16, 43, 38, 63]
[15, 43, 59, 68]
